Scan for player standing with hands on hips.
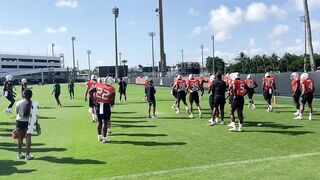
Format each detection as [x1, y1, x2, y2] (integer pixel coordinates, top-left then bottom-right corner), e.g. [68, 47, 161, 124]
[262, 72, 276, 112]
[186, 74, 202, 118]
[295, 73, 315, 120]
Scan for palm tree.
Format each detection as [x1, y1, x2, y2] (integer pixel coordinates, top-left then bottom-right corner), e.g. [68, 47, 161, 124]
[303, 0, 315, 71]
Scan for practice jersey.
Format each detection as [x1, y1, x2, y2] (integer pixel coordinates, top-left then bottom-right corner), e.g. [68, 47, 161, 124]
[187, 79, 200, 92]
[86, 80, 97, 91]
[93, 83, 116, 103]
[291, 78, 300, 93]
[144, 80, 149, 87]
[262, 77, 275, 90]
[231, 79, 246, 97]
[175, 79, 187, 92]
[244, 79, 257, 89]
[300, 79, 315, 94]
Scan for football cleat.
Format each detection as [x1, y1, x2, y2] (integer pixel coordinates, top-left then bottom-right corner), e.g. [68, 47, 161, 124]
[176, 109, 180, 114]
[228, 122, 236, 131]
[220, 121, 225, 125]
[189, 113, 194, 118]
[308, 114, 312, 121]
[98, 135, 103, 141]
[17, 153, 25, 160]
[215, 117, 219, 123]
[25, 154, 34, 160]
[107, 131, 113, 136]
[102, 138, 111, 143]
[294, 115, 302, 120]
[238, 123, 243, 132]
[199, 112, 202, 118]
[152, 116, 157, 119]
[252, 104, 256, 109]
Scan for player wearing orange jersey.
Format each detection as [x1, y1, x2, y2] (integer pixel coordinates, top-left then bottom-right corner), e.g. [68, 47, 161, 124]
[85, 75, 98, 122]
[295, 73, 315, 120]
[290, 72, 301, 116]
[173, 75, 191, 116]
[186, 74, 202, 118]
[244, 74, 258, 109]
[262, 72, 276, 112]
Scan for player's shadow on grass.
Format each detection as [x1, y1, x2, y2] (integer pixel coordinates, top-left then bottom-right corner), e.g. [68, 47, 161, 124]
[38, 116, 56, 120]
[244, 121, 303, 129]
[244, 130, 314, 136]
[112, 133, 168, 137]
[158, 116, 194, 120]
[36, 156, 105, 165]
[0, 122, 15, 126]
[112, 120, 148, 123]
[62, 105, 84, 108]
[39, 106, 56, 109]
[113, 111, 137, 114]
[111, 140, 186, 146]
[0, 142, 45, 147]
[0, 128, 13, 132]
[112, 124, 157, 128]
[0, 160, 36, 176]
[113, 116, 149, 119]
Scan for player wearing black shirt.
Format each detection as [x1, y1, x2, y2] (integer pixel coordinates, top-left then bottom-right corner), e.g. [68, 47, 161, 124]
[3, 75, 16, 114]
[118, 77, 127, 103]
[145, 80, 157, 118]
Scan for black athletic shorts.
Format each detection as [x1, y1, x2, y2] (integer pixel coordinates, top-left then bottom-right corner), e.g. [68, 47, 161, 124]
[209, 94, 214, 110]
[263, 90, 272, 101]
[293, 92, 301, 104]
[148, 100, 156, 108]
[301, 93, 313, 105]
[177, 91, 187, 103]
[247, 88, 255, 99]
[231, 96, 244, 111]
[172, 89, 178, 98]
[214, 95, 226, 109]
[96, 103, 111, 122]
[16, 121, 28, 130]
[89, 97, 95, 108]
[229, 95, 234, 105]
[54, 93, 60, 99]
[189, 91, 199, 105]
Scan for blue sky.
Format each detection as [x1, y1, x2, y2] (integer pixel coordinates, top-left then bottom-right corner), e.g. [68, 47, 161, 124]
[0, 0, 320, 69]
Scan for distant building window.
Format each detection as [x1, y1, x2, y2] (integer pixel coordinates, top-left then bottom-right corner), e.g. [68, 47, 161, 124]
[2, 65, 17, 68]
[19, 59, 33, 63]
[34, 59, 47, 63]
[1, 58, 17, 62]
[48, 60, 60, 63]
[35, 66, 47, 68]
[19, 65, 33, 69]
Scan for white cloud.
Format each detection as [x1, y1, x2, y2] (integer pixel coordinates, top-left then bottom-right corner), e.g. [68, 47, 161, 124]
[45, 26, 68, 33]
[270, 40, 283, 47]
[215, 31, 232, 42]
[0, 28, 31, 36]
[55, 0, 78, 8]
[245, 3, 286, 22]
[295, 38, 302, 44]
[192, 26, 202, 35]
[270, 24, 290, 38]
[188, 7, 201, 16]
[293, 0, 320, 11]
[249, 38, 256, 46]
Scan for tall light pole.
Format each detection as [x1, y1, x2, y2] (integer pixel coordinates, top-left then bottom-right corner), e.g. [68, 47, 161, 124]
[300, 16, 307, 72]
[303, 0, 315, 71]
[122, 59, 128, 77]
[119, 52, 122, 66]
[211, 35, 215, 74]
[158, 0, 166, 74]
[87, 50, 91, 80]
[149, 32, 156, 77]
[51, 43, 55, 57]
[181, 49, 184, 62]
[71, 36, 76, 80]
[200, 45, 204, 75]
[113, 6, 119, 79]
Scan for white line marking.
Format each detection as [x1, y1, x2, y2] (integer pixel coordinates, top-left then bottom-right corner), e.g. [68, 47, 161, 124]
[103, 152, 320, 179]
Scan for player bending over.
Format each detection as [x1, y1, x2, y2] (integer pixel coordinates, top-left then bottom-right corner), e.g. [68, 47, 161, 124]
[118, 77, 127, 103]
[244, 74, 258, 109]
[187, 74, 202, 118]
[173, 75, 191, 116]
[295, 73, 314, 120]
[85, 75, 98, 122]
[262, 72, 276, 112]
[208, 73, 226, 126]
[229, 72, 247, 132]
[290, 72, 301, 116]
[3, 75, 16, 114]
[91, 77, 116, 143]
[145, 80, 157, 118]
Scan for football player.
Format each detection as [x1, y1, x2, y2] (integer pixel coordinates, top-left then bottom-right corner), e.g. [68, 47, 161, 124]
[68, 79, 75, 99]
[21, 78, 28, 93]
[170, 81, 178, 110]
[244, 74, 258, 109]
[91, 76, 116, 143]
[262, 72, 276, 112]
[85, 75, 98, 122]
[208, 73, 227, 126]
[186, 74, 202, 118]
[52, 80, 62, 107]
[3, 75, 16, 114]
[173, 75, 191, 116]
[229, 72, 247, 132]
[290, 72, 301, 116]
[118, 77, 127, 103]
[199, 76, 208, 97]
[295, 73, 314, 120]
[145, 79, 157, 118]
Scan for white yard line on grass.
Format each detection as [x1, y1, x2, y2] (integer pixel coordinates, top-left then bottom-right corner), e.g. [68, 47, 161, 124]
[103, 152, 320, 180]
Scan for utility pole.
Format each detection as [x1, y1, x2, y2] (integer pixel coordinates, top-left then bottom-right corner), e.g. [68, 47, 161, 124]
[149, 32, 156, 77]
[303, 0, 315, 71]
[71, 36, 76, 80]
[200, 45, 204, 75]
[113, 6, 119, 79]
[51, 43, 55, 57]
[300, 16, 307, 72]
[158, 0, 166, 74]
[211, 35, 215, 74]
[181, 49, 184, 62]
[87, 50, 91, 80]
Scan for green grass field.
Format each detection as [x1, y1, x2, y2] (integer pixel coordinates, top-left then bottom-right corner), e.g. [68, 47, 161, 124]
[0, 84, 319, 180]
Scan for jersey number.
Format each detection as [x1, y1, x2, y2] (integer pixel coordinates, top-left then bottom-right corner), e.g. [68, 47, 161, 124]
[96, 87, 110, 100]
[240, 84, 245, 93]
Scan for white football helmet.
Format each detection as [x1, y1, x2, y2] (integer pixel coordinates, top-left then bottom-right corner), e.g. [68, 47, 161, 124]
[188, 74, 194, 80]
[300, 73, 309, 80]
[5, 75, 13, 81]
[234, 72, 240, 79]
[21, 78, 27, 83]
[265, 72, 271, 78]
[104, 76, 115, 85]
[209, 75, 216, 82]
[290, 72, 299, 80]
[91, 75, 97, 80]
[177, 75, 182, 80]
[247, 74, 252, 79]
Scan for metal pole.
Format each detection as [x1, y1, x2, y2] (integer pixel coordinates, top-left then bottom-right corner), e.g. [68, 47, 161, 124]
[113, 7, 119, 79]
[181, 49, 184, 62]
[87, 50, 91, 80]
[119, 52, 122, 66]
[200, 45, 204, 75]
[158, 0, 166, 74]
[149, 32, 156, 77]
[52, 43, 55, 57]
[300, 16, 307, 72]
[211, 35, 215, 74]
[71, 37, 76, 80]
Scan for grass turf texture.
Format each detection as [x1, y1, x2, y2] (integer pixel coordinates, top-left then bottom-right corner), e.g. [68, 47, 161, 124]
[0, 84, 319, 180]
